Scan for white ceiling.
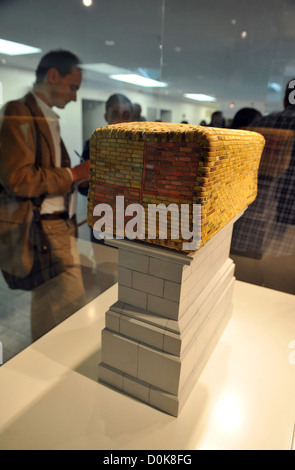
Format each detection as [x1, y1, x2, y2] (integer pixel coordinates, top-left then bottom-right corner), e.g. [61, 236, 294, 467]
[1, 0, 295, 115]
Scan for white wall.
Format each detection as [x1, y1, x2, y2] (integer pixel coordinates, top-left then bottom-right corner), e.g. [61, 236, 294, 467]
[0, 67, 34, 103]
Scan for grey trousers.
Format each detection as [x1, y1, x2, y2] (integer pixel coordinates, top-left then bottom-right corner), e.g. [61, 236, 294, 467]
[31, 218, 86, 341]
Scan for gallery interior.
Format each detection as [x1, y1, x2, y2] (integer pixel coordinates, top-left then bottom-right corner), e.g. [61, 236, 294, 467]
[0, 0, 294, 451]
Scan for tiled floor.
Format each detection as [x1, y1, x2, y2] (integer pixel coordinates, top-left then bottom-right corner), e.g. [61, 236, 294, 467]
[0, 195, 118, 365]
[0, 275, 32, 363]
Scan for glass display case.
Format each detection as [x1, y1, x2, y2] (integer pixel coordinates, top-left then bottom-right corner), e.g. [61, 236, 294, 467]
[0, 0, 295, 450]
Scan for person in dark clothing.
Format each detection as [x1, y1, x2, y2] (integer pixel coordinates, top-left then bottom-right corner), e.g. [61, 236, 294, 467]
[132, 103, 146, 121]
[230, 79, 295, 294]
[81, 93, 133, 163]
[79, 93, 133, 244]
[208, 110, 225, 127]
[231, 107, 262, 129]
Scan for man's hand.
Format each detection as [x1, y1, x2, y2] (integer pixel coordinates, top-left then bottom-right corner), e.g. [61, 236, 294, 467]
[71, 160, 90, 182]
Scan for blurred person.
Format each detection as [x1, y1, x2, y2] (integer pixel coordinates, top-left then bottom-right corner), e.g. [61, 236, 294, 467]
[104, 93, 133, 125]
[231, 107, 262, 129]
[230, 79, 295, 294]
[81, 93, 133, 162]
[79, 93, 133, 248]
[0, 49, 90, 340]
[208, 110, 225, 127]
[132, 103, 146, 121]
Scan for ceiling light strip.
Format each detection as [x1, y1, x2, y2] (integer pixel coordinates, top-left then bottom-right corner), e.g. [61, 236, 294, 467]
[0, 38, 41, 56]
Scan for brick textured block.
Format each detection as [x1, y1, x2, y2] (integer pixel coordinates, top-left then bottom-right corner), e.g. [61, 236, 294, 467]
[88, 122, 265, 253]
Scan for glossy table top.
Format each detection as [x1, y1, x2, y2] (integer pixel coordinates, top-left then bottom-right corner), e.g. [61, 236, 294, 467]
[0, 280, 294, 450]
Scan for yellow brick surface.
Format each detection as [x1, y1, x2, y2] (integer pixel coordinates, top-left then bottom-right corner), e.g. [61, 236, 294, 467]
[88, 122, 265, 252]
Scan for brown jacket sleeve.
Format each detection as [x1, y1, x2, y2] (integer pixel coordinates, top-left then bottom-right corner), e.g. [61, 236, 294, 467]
[0, 99, 73, 198]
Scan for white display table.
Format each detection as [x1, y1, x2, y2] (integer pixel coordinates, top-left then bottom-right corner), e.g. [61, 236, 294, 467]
[0, 280, 294, 450]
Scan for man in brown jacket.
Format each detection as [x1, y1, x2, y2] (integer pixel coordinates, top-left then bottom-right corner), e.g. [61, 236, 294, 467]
[0, 49, 90, 340]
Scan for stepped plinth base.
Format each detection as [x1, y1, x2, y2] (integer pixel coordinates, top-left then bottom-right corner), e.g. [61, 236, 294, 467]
[98, 214, 241, 416]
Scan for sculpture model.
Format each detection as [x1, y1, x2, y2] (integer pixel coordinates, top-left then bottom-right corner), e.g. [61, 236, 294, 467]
[87, 122, 265, 416]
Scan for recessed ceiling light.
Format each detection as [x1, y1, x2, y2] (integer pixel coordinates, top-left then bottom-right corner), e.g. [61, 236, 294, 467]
[81, 63, 129, 75]
[83, 0, 93, 6]
[110, 74, 167, 87]
[268, 82, 282, 92]
[105, 40, 115, 46]
[241, 31, 247, 39]
[184, 93, 216, 102]
[0, 38, 41, 56]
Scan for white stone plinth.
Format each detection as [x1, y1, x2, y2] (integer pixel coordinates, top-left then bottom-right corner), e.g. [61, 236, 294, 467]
[98, 216, 240, 416]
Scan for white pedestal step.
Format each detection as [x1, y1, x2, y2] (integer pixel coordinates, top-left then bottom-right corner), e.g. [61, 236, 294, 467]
[98, 216, 240, 416]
